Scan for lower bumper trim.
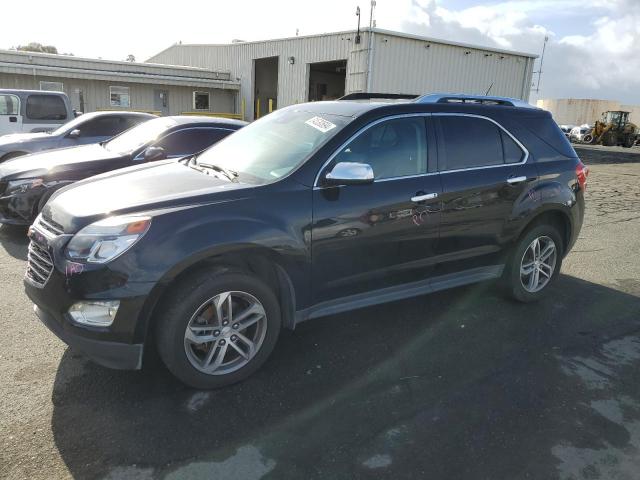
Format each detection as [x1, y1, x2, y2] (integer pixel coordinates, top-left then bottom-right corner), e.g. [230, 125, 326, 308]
[34, 305, 143, 370]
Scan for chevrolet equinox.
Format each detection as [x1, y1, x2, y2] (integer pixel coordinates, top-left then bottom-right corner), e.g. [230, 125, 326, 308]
[24, 94, 588, 389]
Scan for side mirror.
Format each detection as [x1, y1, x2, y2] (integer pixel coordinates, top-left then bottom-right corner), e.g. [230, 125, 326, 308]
[68, 129, 81, 139]
[143, 146, 166, 161]
[324, 162, 374, 186]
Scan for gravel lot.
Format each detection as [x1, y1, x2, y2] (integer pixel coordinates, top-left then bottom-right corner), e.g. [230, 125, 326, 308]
[1, 159, 639, 480]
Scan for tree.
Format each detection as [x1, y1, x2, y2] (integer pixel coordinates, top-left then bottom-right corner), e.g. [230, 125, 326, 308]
[126, 54, 136, 62]
[16, 42, 59, 54]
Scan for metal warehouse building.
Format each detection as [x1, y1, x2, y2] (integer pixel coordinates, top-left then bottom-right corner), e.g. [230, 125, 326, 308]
[0, 49, 239, 116]
[537, 98, 640, 126]
[148, 28, 537, 121]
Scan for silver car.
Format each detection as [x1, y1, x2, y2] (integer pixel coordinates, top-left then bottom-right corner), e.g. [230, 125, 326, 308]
[0, 111, 155, 162]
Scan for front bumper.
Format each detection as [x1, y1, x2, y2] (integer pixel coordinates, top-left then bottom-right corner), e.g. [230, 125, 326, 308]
[0, 190, 39, 225]
[23, 229, 157, 370]
[32, 304, 143, 369]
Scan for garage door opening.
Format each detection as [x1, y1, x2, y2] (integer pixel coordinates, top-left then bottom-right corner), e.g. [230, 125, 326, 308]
[254, 56, 278, 119]
[308, 60, 347, 102]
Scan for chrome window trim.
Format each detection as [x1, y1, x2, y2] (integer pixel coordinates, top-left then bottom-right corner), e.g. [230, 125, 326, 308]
[313, 113, 430, 188]
[313, 111, 530, 189]
[432, 112, 529, 173]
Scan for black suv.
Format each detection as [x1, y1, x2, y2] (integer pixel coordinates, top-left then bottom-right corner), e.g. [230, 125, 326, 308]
[24, 94, 588, 389]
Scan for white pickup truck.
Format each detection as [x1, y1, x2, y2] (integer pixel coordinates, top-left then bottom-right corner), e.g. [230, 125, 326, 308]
[0, 89, 77, 137]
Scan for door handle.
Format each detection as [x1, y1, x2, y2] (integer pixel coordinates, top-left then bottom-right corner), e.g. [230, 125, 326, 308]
[411, 192, 438, 202]
[507, 176, 527, 185]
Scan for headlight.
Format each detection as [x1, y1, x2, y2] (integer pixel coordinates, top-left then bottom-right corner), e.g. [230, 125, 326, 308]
[5, 178, 44, 195]
[65, 215, 151, 264]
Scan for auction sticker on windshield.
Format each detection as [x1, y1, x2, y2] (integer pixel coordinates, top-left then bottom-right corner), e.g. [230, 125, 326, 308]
[305, 116, 337, 133]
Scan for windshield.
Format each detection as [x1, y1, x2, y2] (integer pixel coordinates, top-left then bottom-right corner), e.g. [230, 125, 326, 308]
[196, 108, 351, 183]
[105, 117, 177, 154]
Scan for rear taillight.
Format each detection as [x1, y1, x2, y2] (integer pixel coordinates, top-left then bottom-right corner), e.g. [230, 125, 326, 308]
[576, 161, 589, 191]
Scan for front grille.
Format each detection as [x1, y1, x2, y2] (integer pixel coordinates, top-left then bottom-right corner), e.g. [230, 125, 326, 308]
[26, 241, 54, 288]
[36, 215, 64, 236]
[0, 181, 6, 196]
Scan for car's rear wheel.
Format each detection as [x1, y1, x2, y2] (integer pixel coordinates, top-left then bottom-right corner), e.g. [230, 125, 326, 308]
[156, 271, 281, 389]
[505, 224, 563, 302]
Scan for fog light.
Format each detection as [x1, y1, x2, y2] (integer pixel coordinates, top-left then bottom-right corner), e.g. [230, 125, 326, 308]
[68, 301, 120, 327]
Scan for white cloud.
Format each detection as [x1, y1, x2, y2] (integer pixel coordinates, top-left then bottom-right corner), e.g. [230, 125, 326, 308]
[394, 0, 640, 103]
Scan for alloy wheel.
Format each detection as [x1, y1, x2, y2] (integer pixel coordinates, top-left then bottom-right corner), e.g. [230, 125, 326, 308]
[520, 235, 557, 293]
[183, 291, 268, 375]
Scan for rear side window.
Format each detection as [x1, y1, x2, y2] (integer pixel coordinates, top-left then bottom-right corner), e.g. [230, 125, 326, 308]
[155, 127, 232, 156]
[516, 114, 577, 158]
[78, 116, 135, 137]
[26, 95, 67, 120]
[0, 95, 19, 115]
[332, 117, 427, 180]
[435, 116, 525, 170]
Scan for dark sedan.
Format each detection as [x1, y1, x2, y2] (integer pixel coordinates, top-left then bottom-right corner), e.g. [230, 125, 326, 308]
[0, 111, 155, 162]
[0, 115, 246, 224]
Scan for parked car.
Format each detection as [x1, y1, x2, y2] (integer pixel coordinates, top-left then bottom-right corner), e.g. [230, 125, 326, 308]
[0, 116, 245, 224]
[569, 125, 592, 143]
[24, 94, 588, 389]
[0, 111, 155, 162]
[558, 124, 574, 139]
[0, 89, 77, 137]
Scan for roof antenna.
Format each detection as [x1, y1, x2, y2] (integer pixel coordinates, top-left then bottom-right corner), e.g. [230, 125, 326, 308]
[485, 82, 494, 95]
[355, 6, 361, 44]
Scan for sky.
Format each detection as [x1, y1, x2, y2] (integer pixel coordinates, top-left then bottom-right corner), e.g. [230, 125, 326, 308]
[2, 0, 639, 103]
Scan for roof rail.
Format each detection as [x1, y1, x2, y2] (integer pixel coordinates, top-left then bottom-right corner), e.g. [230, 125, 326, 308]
[415, 93, 536, 108]
[339, 93, 419, 101]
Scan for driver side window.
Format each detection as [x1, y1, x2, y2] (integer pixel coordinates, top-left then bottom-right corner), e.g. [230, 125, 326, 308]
[332, 117, 427, 180]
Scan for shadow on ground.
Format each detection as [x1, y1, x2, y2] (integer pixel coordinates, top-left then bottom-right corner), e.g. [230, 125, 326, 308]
[0, 224, 28, 260]
[50, 275, 640, 480]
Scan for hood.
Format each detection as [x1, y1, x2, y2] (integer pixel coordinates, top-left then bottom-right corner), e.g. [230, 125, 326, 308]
[44, 160, 251, 230]
[0, 132, 51, 146]
[0, 143, 117, 180]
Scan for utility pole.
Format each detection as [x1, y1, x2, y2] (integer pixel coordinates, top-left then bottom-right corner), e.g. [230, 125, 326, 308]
[366, 0, 377, 92]
[533, 35, 548, 94]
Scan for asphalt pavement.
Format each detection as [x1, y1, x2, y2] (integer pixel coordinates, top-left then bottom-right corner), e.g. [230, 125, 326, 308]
[1, 160, 639, 480]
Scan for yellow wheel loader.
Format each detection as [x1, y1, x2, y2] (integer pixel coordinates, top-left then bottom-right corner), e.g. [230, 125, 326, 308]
[583, 111, 638, 148]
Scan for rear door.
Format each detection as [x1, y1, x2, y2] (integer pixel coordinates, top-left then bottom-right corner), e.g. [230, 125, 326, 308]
[433, 113, 537, 276]
[0, 94, 22, 135]
[311, 115, 442, 304]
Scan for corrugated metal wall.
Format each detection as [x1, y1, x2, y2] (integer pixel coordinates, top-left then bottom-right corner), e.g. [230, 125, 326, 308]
[536, 98, 625, 125]
[148, 30, 535, 121]
[149, 32, 369, 120]
[0, 73, 235, 115]
[371, 33, 534, 100]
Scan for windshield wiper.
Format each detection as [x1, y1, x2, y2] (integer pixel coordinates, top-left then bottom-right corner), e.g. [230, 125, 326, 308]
[198, 163, 239, 182]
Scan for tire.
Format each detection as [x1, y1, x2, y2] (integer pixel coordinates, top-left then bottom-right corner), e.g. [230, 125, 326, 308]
[156, 270, 281, 389]
[623, 135, 635, 148]
[504, 224, 564, 303]
[602, 132, 617, 147]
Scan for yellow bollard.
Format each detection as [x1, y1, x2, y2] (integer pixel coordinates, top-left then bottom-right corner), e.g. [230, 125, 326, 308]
[256, 98, 261, 119]
[268, 98, 273, 113]
[241, 98, 246, 121]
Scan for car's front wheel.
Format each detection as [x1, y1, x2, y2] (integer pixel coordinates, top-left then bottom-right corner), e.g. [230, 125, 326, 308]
[156, 270, 281, 389]
[505, 224, 563, 302]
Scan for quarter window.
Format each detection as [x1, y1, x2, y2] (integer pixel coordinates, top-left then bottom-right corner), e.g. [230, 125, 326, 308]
[26, 94, 67, 120]
[0, 95, 19, 115]
[110, 86, 130, 107]
[193, 91, 210, 110]
[435, 116, 525, 170]
[332, 117, 427, 180]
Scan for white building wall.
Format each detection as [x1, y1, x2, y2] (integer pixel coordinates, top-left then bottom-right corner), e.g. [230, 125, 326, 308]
[536, 98, 622, 125]
[370, 31, 534, 100]
[148, 29, 536, 121]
